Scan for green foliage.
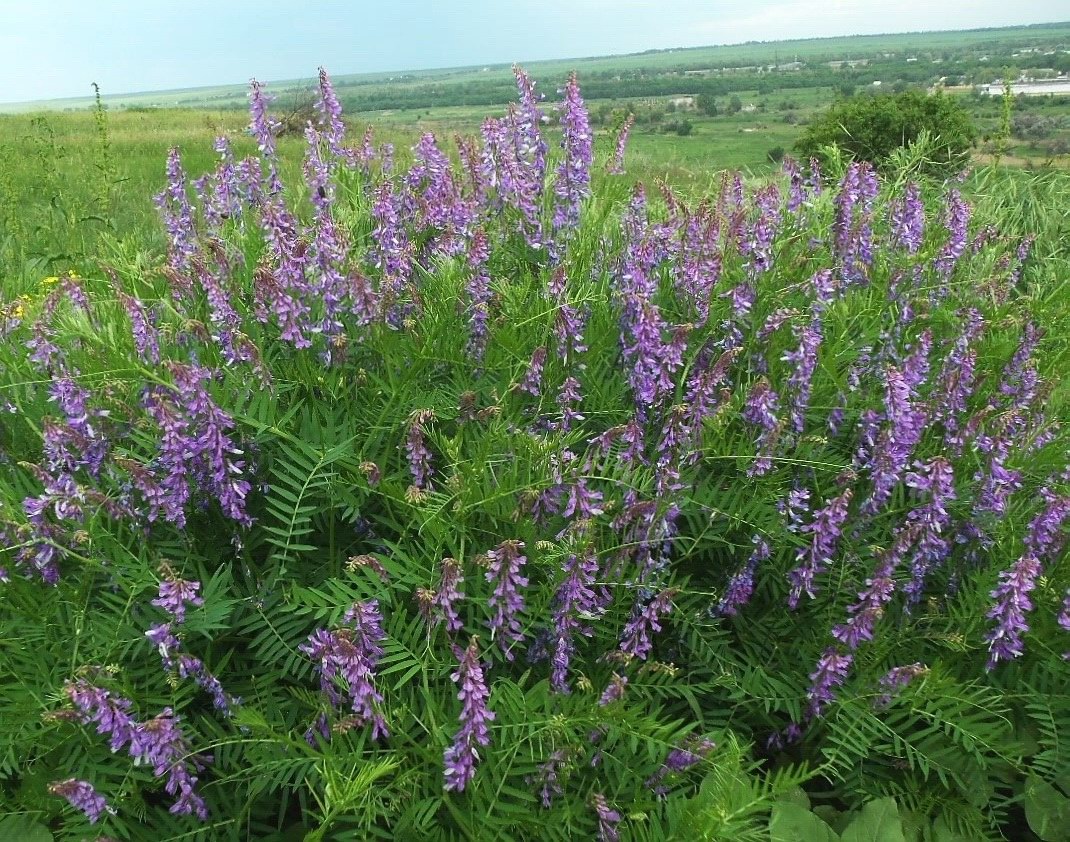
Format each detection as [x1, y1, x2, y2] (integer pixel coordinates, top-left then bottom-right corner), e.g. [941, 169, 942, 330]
[796, 91, 977, 175]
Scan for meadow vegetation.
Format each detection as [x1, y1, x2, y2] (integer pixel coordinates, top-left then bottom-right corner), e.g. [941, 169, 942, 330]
[0, 52, 1069, 842]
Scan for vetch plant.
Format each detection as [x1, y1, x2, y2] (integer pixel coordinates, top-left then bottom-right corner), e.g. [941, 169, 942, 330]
[0, 65, 1067, 842]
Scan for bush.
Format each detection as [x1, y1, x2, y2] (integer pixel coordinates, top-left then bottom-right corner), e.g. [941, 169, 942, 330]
[796, 91, 976, 175]
[1, 68, 1068, 842]
[766, 145, 785, 163]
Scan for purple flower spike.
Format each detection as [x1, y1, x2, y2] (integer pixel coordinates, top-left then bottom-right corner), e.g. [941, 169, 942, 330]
[890, 182, 925, 254]
[485, 540, 528, 660]
[985, 490, 1069, 669]
[550, 547, 601, 692]
[519, 346, 547, 396]
[552, 72, 592, 237]
[49, 778, 114, 824]
[598, 673, 628, 705]
[607, 113, 635, 175]
[591, 793, 622, 842]
[646, 736, 716, 797]
[788, 488, 853, 609]
[300, 599, 389, 740]
[315, 67, 347, 155]
[807, 647, 853, 718]
[716, 537, 771, 617]
[876, 663, 928, 706]
[434, 557, 466, 634]
[444, 636, 495, 792]
[406, 411, 434, 490]
[620, 588, 677, 660]
[152, 573, 204, 625]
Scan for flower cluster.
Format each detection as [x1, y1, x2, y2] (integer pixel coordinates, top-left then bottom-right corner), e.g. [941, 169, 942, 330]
[443, 636, 495, 792]
[300, 600, 390, 740]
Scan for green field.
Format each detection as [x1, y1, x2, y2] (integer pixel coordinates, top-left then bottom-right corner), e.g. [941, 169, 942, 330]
[3, 20, 1070, 285]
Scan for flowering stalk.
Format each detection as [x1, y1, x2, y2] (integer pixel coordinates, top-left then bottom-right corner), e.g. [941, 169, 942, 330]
[300, 599, 389, 740]
[485, 540, 528, 659]
[985, 490, 1070, 668]
[552, 72, 592, 238]
[607, 113, 635, 175]
[443, 636, 495, 792]
[48, 778, 114, 824]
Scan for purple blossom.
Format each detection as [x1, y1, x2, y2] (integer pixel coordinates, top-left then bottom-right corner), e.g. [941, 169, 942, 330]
[607, 113, 635, 175]
[443, 636, 495, 792]
[155, 147, 197, 274]
[890, 182, 925, 253]
[743, 379, 782, 476]
[142, 363, 252, 527]
[48, 778, 114, 824]
[130, 708, 209, 819]
[742, 184, 782, 276]
[519, 346, 547, 396]
[552, 72, 592, 236]
[65, 681, 207, 819]
[876, 663, 928, 706]
[152, 574, 204, 624]
[716, 537, 771, 617]
[406, 412, 434, 490]
[561, 477, 604, 521]
[833, 161, 879, 281]
[599, 673, 628, 705]
[624, 300, 677, 408]
[645, 736, 716, 797]
[985, 490, 1069, 669]
[534, 748, 569, 808]
[300, 600, 389, 740]
[466, 229, 492, 360]
[784, 319, 822, 433]
[118, 293, 160, 364]
[485, 540, 528, 659]
[591, 793, 622, 842]
[65, 680, 137, 752]
[788, 488, 853, 609]
[901, 457, 956, 603]
[371, 180, 412, 326]
[248, 79, 282, 193]
[934, 189, 971, 280]
[434, 557, 466, 633]
[861, 366, 926, 517]
[620, 588, 677, 660]
[783, 156, 806, 213]
[807, 647, 853, 718]
[550, 547, 601, 692]
[315, 67, 347, 156]
[556, 376, 585, 431]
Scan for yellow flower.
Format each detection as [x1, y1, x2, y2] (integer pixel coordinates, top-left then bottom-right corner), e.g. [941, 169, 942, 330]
[41, 276, 59, 287]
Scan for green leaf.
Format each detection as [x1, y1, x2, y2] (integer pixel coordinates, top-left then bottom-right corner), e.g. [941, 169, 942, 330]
[840, 798, 905, 842]
[770, 802, 840, 842]
[1025, 775, 1070, 842]
[0, 816, 53, 842]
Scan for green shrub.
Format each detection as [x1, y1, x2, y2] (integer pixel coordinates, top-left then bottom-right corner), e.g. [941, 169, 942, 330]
[796, 91, 977, 175]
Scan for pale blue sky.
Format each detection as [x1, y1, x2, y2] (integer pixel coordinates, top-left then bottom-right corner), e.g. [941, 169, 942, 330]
[1, 0, 1066, 103]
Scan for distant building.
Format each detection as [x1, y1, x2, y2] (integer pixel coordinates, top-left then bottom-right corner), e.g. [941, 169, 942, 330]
[669, 96, 695, 109]
[827, 59, 869, 69]
[979, 77, 1070, 96]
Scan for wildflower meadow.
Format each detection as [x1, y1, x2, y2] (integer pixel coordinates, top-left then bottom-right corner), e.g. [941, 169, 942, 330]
[1, 66, 1068, 841]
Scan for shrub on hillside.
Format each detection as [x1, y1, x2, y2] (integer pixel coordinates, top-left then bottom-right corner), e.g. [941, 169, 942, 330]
[0, 66, 1068, 842]
[796, 90, 977, 175]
